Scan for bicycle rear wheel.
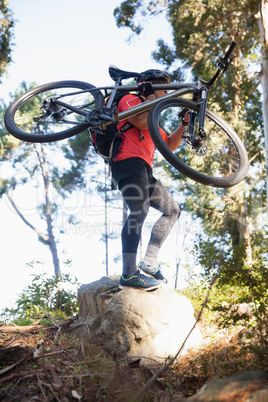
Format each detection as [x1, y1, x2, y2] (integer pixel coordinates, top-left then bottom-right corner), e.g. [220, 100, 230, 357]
[148, 98, 248, 188]
[4, 80, 104, 143]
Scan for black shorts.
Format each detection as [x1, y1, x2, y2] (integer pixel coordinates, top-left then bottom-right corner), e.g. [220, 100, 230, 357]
[112, 157, 153, 189]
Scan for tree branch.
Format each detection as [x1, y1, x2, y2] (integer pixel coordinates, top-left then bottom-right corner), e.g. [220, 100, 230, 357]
[5, 192, 49, 242]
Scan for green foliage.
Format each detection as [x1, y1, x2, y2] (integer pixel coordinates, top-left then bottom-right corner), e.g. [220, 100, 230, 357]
[181, 241, 268, 328]
[178, 226, 268, 369]
[115, 0, 266, 266]
[1, 263, 79, 324]
[0, 99, 21, 160]
[0, 82, 41, 181]
[115, 0, 263, 153]
[114, 1, 260, 68]
[114, 0, 144, 35]
[0, 0, 16, 79]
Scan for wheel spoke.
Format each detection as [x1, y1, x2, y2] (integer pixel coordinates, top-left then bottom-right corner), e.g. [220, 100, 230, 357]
[148, 98, 248, 188]
[14, 88, 96, 135]
[5, 81, 104, 143]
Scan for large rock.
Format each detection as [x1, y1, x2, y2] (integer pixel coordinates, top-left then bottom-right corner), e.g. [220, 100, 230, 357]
[175, 370, 268, 402]
[75, 275, 203, 364]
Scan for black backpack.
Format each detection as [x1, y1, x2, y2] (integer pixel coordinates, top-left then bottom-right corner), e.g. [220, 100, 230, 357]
[91, 91, 134, 165]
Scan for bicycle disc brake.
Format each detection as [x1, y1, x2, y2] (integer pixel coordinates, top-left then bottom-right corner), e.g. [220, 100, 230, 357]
[182, 130, 208, 156]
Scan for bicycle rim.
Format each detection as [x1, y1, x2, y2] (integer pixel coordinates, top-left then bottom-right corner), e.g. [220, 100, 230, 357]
[148, 98, 248, 188]
[4, 81, 104, 143]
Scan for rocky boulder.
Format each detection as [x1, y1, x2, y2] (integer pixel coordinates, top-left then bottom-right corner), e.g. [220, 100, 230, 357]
[75, 275, 203, 364]
[175, 370, 268, 402]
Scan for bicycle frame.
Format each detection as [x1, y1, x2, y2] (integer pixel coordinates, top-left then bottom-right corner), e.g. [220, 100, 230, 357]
[67, 81, 198, 137]
[5, 41, 248, 188]
[9, 40, 235, 148]
[96, 80, 205, 148]
[36, 41, 236, 142]
[115, 84, 196, 123]
[96, 41, 236, 137]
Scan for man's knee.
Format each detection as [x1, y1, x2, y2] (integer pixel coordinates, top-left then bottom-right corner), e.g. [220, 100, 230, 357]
[168, 202, 180, 223]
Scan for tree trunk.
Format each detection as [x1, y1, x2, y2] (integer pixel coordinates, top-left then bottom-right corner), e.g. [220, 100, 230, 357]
[36, 144, 60, 277]
[237, 190, 253, 265]
[229, 29, 253, 265]
[5, 192, 49, 243]
[256, 0, 268, 204]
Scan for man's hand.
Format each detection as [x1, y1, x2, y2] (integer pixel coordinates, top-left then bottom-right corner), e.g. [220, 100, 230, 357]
[179, 108, 190, 127]
[182, 112, 189, 126]
[138, 82, 155, 98]
[166, 112, 190, 151]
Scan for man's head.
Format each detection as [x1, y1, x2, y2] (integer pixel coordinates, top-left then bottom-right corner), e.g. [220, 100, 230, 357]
[136, 69, 170, 85]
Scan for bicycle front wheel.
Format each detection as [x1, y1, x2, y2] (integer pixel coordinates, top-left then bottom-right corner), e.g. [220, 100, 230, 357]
[4, 80, 104, 143]
[148, 98, 248, 188]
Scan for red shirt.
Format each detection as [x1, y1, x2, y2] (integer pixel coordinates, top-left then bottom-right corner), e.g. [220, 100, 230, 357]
[114, 94, 168, 167]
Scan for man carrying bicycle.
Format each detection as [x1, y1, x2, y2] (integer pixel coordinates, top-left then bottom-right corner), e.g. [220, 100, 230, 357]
[112, 69, 189, 290]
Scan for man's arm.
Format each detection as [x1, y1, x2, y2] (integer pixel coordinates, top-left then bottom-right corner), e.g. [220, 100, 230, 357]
[127, 93, 155, 130]
[166, 112, 189, 151]
[165, 124, 185, 152]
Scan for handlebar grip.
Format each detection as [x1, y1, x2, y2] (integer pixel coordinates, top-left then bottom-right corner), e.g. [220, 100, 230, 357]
[224, 41, 236, 60]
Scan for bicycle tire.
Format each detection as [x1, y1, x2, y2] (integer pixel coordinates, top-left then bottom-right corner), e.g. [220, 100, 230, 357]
[4, 80, 104, 143]
[148, 98, 248, 188]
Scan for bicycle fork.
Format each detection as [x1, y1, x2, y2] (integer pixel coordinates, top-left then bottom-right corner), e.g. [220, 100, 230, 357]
[197, 87, 208, 139]
[185, 80, 208, 149]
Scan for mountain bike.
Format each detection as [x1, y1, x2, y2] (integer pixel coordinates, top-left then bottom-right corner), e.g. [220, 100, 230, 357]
[4, 41, 248, 188]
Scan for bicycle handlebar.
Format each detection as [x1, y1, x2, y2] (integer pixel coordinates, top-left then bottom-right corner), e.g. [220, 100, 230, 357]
[223, 41, 237, 61]
[205, 41, 236, 88]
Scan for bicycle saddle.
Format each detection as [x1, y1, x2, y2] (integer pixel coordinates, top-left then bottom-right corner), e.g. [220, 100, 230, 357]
[109, 65, 140, 82]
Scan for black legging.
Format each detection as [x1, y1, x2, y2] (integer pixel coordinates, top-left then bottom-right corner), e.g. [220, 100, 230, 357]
[118, 175, 181, 254]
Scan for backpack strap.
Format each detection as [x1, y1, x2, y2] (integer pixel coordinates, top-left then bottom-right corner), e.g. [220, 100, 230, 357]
[120, 121, 134, 133]
[108, 94, 145, 164]
[106, 121, 135, 165]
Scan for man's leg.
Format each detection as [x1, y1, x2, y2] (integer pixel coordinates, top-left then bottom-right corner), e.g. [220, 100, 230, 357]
[119, 176, 150, 278]
[143, 178, 181, 267]
[118, 176, 163, 290]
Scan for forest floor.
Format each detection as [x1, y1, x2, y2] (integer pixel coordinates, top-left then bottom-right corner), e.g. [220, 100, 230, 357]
[0, 316, 264, 401]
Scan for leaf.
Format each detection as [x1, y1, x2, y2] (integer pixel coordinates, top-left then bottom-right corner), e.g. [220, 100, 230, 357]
[71, 390, 82, 400]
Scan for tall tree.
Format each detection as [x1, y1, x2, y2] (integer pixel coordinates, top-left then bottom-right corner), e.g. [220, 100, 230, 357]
[0, 0, 16, 157]
[114, 0, 267, 199]
[256, 0, 268, 202]
[0, 82, 94, 277]
[0, 83, 63, 276]
[114, 0, 266, 269]
[2, 142, 61, 277]
[0, 0, 15, 80]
